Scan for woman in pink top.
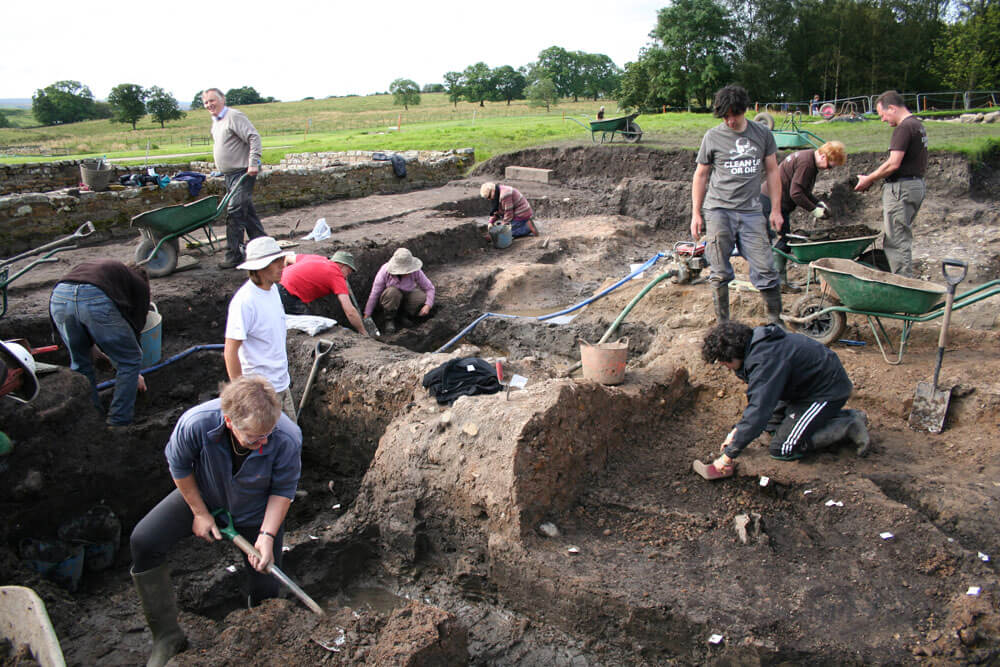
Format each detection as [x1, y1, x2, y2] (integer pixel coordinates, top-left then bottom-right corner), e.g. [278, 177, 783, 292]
[364, 248, 435, 334]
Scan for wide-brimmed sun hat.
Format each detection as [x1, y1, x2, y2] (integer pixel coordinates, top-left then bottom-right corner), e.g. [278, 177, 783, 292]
[386, 248, 422, 275]
[329, 250, 357, 272]
[237, 237, 293, 270]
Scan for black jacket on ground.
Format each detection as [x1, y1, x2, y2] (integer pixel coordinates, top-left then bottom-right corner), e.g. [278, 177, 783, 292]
[422, 357, 501, 405]
[725, 325, 852, 458]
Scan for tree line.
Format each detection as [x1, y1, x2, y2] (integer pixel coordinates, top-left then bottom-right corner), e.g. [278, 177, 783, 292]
[618, 0, 1000, 111]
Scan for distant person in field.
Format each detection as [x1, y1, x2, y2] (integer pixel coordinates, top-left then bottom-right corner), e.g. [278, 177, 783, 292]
[853, 90, 927, 277]
[760, 140, 847, 291]
[202, 88, 267, 270]
[597, 106, 605, 120]
[278, 250, 369, 336]
[480, 182, 538, 238]
[810, 94, 821, 116]
[364, 248, 435, 335]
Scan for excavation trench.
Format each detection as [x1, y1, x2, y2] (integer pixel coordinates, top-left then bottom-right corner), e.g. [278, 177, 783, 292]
[2, 145, 1000, 664]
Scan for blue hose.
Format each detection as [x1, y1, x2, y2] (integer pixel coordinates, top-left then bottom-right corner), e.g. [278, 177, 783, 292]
[435, 252, 666, 353]
[97, 344, 224, 391]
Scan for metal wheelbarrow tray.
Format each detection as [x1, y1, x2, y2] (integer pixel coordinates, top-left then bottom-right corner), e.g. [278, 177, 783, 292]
[784, 257, 1000, 363]
[130, 173, 245, 278]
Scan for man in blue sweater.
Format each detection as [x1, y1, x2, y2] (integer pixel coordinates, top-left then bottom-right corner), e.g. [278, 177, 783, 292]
[694, 321, 869, 480]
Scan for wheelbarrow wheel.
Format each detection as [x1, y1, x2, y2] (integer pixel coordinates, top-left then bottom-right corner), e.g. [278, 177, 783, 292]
[135, 237, 179, 278]
[622, 121, 642, 143]
[753, 112, 775, 130]
[788, 293, 846, 346]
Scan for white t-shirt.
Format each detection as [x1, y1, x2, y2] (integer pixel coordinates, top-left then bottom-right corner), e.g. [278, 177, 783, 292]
[225, 281, 289, 392]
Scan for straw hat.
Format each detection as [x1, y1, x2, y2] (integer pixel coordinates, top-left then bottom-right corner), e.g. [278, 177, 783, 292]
[237, 237, 293, 270]
[386, 248, 422, 275]
[330, 250, 357, 272]
[479, 182, 496, 199]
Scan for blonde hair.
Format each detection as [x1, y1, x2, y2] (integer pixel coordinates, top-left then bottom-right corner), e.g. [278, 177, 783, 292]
[220, 375, 281, 432]
[818, 141, 846, 167]
[480, 182, 496, 199]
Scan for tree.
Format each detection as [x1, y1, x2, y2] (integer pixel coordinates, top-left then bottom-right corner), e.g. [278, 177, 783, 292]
[389, 78, 421, 110]
[225, 86, 271, 105]
[443, 71, 465, 107]
[31, 80, 98, 125]
[535, 46, 585, 100]
[461, 62, 495, 106]
[933, 2, 1000, 90]
[146, 86, 186, 128]
[107, 83, 147, 130]
[650, 0, 734, 109]
[0, 111, 9, 129]
[491, 65, 526, 104]
[616, 48, 676, 110]
[578, 53, 621, 101]
[422, 83, 445, 93]
[191, 90, 205, 110]
[526, 78, 558, 112]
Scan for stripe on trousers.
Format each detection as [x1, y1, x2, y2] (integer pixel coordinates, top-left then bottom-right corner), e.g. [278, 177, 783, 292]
[781, 401, 827, 455]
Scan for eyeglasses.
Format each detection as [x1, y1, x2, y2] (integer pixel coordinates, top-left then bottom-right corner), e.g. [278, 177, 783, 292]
[235, 424, 275, 447]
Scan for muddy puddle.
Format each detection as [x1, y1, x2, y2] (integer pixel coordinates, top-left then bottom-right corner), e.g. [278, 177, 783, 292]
[2, 145, 1000, 664]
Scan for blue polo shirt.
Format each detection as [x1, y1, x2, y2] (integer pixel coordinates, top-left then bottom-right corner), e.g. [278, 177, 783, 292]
[165, 398, 302, 527]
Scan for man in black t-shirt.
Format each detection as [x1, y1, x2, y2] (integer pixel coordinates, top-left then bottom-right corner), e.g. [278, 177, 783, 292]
[854, 90, 928, 277]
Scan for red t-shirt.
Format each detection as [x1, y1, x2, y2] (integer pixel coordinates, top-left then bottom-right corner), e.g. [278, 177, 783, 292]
[280, 255, 348, 304]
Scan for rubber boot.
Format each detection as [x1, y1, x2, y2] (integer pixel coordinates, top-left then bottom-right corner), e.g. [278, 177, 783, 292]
[806, 409, 870, 457]
[132, 564, 188, 667]
[761, 287, 783, 328]
[775, 254, 801, 294]
[712, 283, 730, 323]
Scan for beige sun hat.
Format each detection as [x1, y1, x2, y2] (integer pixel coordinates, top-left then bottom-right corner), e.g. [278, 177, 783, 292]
[386, 248, 422, 275]
[479, 182, 496, 199]
[237, 237, 293, 270]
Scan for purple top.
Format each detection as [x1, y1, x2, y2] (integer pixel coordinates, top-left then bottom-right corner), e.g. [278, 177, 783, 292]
[364, 265, 435, 317]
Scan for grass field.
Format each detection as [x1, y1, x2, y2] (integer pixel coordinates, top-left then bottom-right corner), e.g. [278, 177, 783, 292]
[2, 93, 999, 168]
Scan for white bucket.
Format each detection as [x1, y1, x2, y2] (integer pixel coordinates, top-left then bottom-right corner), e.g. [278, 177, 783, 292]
[140, 304, 162, 368]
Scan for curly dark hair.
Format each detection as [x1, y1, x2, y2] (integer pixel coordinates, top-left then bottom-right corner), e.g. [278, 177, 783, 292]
[712, 85, 750, 118]
[702, 321, 753, 364]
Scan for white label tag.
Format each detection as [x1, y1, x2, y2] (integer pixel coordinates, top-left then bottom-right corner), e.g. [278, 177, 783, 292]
[466, 364, 475, 372]
[509, 374, 528, 388]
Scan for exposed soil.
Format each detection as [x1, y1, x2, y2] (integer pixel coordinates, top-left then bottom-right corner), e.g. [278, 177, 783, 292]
[2, 144, 1000, 665]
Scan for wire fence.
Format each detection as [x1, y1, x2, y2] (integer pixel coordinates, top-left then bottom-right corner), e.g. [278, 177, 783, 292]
[758, 90, 1000, 118]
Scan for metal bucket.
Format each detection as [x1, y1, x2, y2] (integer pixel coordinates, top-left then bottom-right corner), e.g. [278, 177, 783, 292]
[140, 303, 162, 367]
[579, 337, 629, 385]
[79, 160, 113, 191]
[489, 223, 513, 249]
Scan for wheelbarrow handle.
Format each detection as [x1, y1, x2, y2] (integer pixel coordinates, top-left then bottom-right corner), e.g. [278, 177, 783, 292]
[941, 259, 967, 288]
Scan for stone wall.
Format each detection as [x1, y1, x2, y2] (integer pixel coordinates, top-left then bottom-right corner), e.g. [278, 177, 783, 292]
[0, 160, 193, 196]
[0, 149, 474, 255]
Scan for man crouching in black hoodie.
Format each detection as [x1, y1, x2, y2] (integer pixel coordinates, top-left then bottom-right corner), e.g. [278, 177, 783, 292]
[694, 321, 870, 480]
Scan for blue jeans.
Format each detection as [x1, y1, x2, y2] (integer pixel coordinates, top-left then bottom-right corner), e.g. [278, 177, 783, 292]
[49, 283, 143, 425]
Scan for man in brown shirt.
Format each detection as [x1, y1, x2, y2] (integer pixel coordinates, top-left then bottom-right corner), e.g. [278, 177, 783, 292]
[761, 141, 847, 290]
[854, 90, 928, 277]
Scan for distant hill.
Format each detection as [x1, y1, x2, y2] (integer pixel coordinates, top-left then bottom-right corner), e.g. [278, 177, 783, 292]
[0, 99, 32, 109]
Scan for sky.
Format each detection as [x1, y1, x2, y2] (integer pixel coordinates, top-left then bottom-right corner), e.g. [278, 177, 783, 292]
[2, 0, 665, 103]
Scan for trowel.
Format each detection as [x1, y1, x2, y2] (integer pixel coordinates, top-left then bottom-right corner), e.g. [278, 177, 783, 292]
[908, 259, 966, 433]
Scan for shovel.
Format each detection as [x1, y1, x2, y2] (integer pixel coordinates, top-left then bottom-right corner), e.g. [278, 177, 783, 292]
[908, 259, 967, 433]
[212, 509, 324, 615]
[295, 339, 334, 423]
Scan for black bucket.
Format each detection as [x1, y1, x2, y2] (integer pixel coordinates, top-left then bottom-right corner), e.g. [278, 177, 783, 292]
[57, 505, 121, 572]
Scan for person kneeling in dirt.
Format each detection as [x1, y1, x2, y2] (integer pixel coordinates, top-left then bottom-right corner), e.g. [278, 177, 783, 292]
[480, 182, 538, 238]
[364, 247, 435, 334]
[760, 140, 847, 292]
[693, 321, 869, 480]
[129, 375, 302, 666]
[278, 250, 369, 336]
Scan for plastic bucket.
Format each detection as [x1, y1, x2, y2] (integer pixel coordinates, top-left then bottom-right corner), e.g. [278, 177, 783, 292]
[489, 223, 513, 249]
[579, 337, 629, 385]
[19, 539, 86, 592]
[57, 505, 122, 572]
[140, 304, 162, 368]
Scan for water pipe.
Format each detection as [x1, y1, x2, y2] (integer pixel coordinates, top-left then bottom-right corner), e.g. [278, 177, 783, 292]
[97, 344, 224, 391]
[564, 268, 677, 376]
[435, 252, 668, 353]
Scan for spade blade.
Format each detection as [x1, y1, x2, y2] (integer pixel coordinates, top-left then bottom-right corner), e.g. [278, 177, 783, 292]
[908, 380, 951, 433]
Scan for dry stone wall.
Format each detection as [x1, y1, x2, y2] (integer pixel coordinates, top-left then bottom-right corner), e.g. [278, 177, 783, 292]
[0, 149, 474, 255]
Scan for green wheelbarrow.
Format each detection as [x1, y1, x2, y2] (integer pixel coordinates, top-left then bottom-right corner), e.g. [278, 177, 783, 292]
[566, 113, 642, 144]
[783, 257, 1000, 363]
[753, 110, 825, 149]
[130, 174, 245, 278]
